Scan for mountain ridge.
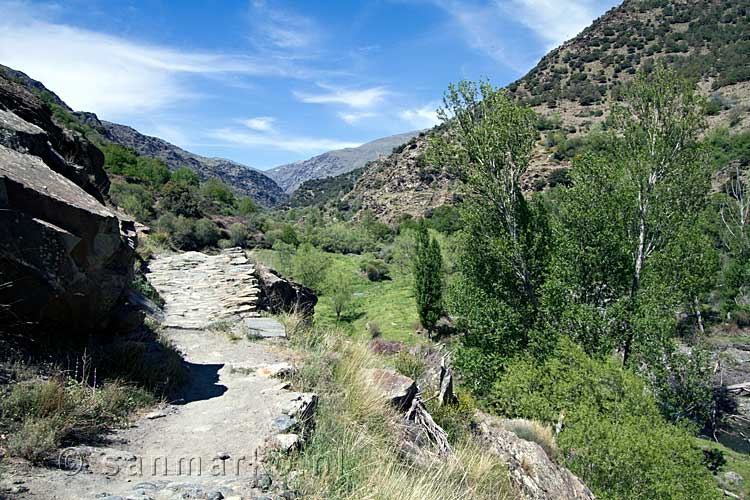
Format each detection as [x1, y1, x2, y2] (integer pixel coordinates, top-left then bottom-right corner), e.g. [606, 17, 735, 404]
[267, 130, 419, 193]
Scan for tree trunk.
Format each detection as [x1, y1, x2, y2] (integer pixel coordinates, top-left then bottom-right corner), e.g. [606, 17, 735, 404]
[624, 210, 647, 365]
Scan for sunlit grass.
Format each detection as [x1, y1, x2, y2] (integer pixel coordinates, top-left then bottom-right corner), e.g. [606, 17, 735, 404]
[251, 249, 421, 344]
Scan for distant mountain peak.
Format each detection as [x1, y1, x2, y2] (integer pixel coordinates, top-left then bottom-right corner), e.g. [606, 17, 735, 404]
[266, 131, 420, 193]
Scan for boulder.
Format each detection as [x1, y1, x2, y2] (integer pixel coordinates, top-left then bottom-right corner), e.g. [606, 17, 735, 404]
[364, 367, 418, 411]
[474, 411, 595, 500]
[254, 263, 317, 317]
[0, 78, 135, 334]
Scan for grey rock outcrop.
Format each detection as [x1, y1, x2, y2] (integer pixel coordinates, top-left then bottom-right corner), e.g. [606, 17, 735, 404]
[0, 76, 135, 332]
[365, 367, 419, 411]
[254, 262, 317, 317]
[475, 411, 596, 500]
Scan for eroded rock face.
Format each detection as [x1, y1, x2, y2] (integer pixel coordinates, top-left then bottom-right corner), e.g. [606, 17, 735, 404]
[0, 76, 135, 333]
[254, 263, 317, 317]
[474, 411, 596, 500]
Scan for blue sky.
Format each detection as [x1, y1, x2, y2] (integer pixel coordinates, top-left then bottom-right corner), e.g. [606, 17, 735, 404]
[0, 0, 620, 170]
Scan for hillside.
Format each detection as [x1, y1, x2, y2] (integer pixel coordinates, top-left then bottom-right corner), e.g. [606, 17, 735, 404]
[267, 131, 418, 193]
[0, 64, 287, 206]
[336, 0, 750, 222]
[92, 119, 287, 206]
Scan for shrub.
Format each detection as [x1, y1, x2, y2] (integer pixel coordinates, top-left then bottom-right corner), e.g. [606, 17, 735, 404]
[159, 181, 202, 218]
[109, 182, 154, 222]
[359, 257, 391, 282]
[228, 222, 249, 247]
[488, 339, 720, 500]
[291, 243, 331, 291]
[170, 167, 200, 186]
[200, 178, 235, 209]
[391, 350, 426, 381]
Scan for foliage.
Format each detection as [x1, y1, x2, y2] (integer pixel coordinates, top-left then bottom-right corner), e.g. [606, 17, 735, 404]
[100, 143, 170, 187]
[228, 222, 249, 248]
[549, 65, 712, 364]
[490, 339, 720, 500]
[413, 222, 443, 332]
[429, 80, 550, 383]
[326, 268, 356, 321]
[359, 257, 391, 282]
[159, 181, 203, 218]
[291, 243, 331, 291]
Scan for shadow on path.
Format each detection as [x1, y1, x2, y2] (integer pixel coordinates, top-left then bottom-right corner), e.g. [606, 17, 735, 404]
[173, 361, 227, 404]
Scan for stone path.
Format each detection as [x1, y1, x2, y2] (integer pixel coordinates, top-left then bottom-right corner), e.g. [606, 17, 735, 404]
[146, 248, 260, 330]
[14, 249, 315, 500]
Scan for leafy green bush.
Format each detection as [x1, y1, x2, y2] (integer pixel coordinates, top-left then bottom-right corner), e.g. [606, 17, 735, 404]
[109, 181, 155, 222]
[291, 243, 331, 291]
[101, 144, 170, 187]
[488, 339, 719, 500]
[359, 257, 391, 281]
[200, 178, 236, 210]
[159, 181, 203, 218]
[228, 222, 249, 247]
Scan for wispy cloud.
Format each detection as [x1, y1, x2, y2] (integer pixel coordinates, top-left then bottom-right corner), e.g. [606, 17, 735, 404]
[503, 0, 616, 50]
[208, 127, 360, 155]
[248, 0, 319, 52]
[399, 103, 440, 129]
[337, 111, 377, 124]
[430, 0, 616, 70]
[241, 116, 277, 132]
[0, 1, 316, 117]
[294, 84, 389, 109]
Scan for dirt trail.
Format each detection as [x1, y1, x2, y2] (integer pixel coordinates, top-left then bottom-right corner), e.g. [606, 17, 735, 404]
[14, 249, 312, 500]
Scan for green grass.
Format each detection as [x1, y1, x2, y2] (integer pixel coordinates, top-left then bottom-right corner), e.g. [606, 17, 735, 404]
[697, 439, 750, 498]
[252, 249, 422, 344]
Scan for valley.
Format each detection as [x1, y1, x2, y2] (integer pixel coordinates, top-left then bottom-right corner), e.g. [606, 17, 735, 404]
[2, 1, 750, 499]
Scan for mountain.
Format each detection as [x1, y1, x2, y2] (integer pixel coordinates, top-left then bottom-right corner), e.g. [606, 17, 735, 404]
[0, 64, 287, 206]
[267, 131, 419, 193]
[91, 119, 287, 206]
[332, 0, 750, 222]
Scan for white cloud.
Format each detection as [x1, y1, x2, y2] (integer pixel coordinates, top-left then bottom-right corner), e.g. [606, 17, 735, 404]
[337, 111, 377, 124]
[431, 0, 615, 69]
[208, 128, 360, 155]
[0, 2, 311, 118]
[249, 0, 318, 51]
[242, 116, 277, 132]
[503, 0, 615, 50]
[294, 85, 389, 109]
[399, 103, 440, 129]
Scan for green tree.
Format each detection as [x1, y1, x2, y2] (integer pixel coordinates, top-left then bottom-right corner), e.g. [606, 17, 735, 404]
[552, 65, 711, 364]
[291, 243, 330, 291]
[171, 167, 200, 187]
[200, 178, 235, 208]
[326, 269, 355, 321]
[428, 80, 550, 378]
[159, 181, 202, 218]
[228, 223, 249, 248]
[413, 222, 443, 334]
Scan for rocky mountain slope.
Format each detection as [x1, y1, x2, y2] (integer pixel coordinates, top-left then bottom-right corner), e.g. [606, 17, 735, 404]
[0, 64, 287, 206]
[93, 119, 287, 206]
[267, 131, 418, 193]
[334, 0, 750, 222]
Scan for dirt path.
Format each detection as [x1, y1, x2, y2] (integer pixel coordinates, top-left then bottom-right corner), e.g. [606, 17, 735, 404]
[13, 249, 313, 500]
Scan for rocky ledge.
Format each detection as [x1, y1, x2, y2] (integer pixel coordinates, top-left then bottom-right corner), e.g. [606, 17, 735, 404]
[0, 74, 135, 333]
